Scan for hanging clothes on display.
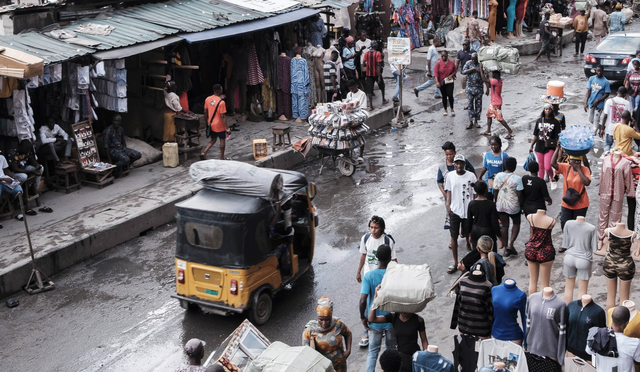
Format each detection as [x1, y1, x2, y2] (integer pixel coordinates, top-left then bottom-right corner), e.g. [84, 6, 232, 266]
[290, 55, 310, 121]
[477, 338, 528, 372]
[526, 291, 567, 364]
[302, 48, 317, 109]
[598, 153, 633, 241]
[434, 15, 456, 46]
[453, 334, 480, 372]
[566, 299, 606, 361]
[246, 43, 265, 86]
[491, 279, 527, 344]
[276, 54, 292, 120]
[305, 16, 327, 47]
[392, 6, 422, 48]
[450, 266, 494, 337]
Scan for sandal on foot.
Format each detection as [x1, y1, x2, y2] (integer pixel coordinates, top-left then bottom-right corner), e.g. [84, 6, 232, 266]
[466, 123, 474, 129]
[16, 214, 23, 221]
[359, 337, 369, 347]
[25, 209, 37, 216]
[475, 122, 481, 128]
[443, 111, 448, 116]
[382, 99, 389, 104]
[447, 265, 458, 274]
[39, 206, 53, 213]
[505, 132, 515, 139]
[451, 111, 456, 117]
[481, 131, 492, 136]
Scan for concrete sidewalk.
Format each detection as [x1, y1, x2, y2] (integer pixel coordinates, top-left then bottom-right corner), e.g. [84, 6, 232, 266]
[0, 91, 407, 299]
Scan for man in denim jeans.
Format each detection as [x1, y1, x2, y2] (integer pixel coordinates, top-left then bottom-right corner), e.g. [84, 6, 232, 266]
[360, 245, 397, 372]
[413, 40, 442, 99]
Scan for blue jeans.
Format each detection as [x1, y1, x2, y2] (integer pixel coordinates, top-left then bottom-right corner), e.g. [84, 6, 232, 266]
[365, 327, 397, 372]
[471, 40, 481, 52]
[14, 164, 43, 193]
[0, 180, 23, 197]
[393, 71, 401, 99]
[415, 77, 441, 97]
[604, 134, 614, 152]
[632, 95, 640, 113]
[412, 350, 455, 372]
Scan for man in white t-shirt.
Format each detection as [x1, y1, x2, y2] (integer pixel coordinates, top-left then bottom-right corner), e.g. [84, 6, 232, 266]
[587, 306, 640, 372]
[355, 31, 372, 69]
[445, 154, 477, 274]
[413, 40, 442, 99]
[356, 215, 397, 283]
[600, 86, 632, 151]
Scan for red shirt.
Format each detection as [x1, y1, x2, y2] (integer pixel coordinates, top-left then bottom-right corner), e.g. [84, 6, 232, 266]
[364, 50, 383, 77]
[490, 79, 503, 106]
[204, 95, 227, 132]
[434, 60, 456, 84]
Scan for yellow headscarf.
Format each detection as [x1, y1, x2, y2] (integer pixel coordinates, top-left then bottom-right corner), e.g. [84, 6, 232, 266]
[569, 155, 582, 161]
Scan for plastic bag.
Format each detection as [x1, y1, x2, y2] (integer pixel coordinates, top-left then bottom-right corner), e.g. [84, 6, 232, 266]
[523, 152, 537, 172]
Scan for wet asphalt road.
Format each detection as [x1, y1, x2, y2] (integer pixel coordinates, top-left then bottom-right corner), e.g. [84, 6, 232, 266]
[4, 25, 640, 372]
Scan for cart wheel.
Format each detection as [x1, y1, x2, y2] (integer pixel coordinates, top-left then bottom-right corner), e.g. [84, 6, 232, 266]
[338, 158, 356, 177]
[248, 292, 272, 325]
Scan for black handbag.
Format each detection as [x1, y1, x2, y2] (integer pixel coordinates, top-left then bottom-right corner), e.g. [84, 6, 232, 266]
[562, 174, 585, 206]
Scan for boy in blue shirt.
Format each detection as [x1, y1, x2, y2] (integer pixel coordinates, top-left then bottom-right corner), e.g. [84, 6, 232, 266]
[585, 65, 611, 132]
[360, 245, 397, 372]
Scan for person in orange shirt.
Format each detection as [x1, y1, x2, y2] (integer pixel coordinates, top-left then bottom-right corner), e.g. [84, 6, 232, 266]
[551, 144, 592, 230]
[200, 84, 230, 160]
[573, 9, 590, 57]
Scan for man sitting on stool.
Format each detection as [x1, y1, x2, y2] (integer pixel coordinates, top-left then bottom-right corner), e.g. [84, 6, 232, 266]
[104, 114, 141, 174]
[38, 117, 73, 165]
[9, 139, 43, 194]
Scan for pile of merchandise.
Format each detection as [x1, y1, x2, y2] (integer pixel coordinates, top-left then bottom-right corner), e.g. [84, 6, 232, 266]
[307, 102, 370, 150]
[559, 125, 595, 155]
[478, 45, 522, 75]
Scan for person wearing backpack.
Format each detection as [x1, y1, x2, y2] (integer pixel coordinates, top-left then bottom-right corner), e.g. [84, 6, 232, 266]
[356, 215, 397, 347]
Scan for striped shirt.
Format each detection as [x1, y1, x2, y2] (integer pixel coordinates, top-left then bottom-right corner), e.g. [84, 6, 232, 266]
[363, 50, 382, 77]
[451, 270, 494, 337]
[323, 60, 337, 91]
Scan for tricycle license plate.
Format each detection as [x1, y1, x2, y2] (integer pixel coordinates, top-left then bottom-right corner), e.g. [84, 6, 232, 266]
[205, 289, 219, 296]
[601, 59, 616, 66]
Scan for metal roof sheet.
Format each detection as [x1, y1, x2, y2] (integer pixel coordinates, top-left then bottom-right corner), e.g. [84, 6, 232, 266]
[0, 33, 93, 65]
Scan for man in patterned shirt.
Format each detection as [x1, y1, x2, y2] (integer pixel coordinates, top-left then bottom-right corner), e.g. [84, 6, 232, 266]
[104, 115, 141, 171]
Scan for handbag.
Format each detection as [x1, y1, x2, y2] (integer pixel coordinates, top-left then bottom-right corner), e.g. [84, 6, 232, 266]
[562, 172, 585, 206]
[206, 98, 222, 138]
[523, 152, 536, 171]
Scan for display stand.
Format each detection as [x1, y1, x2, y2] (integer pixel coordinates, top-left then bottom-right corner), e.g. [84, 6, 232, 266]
[71, 121, 116, 189]
[174, 112, 202, 160]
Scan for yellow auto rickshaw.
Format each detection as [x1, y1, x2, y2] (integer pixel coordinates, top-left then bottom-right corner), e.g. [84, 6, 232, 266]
[172, 160, 318, 325]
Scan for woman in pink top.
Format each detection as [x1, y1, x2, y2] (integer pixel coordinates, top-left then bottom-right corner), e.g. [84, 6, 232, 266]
[484, 70, 514, 138]
[434, 50, 457, 116]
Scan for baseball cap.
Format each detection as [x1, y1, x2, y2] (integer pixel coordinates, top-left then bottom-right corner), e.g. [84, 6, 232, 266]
[453, 154, 466, 163]
[184, 338, 206, 356]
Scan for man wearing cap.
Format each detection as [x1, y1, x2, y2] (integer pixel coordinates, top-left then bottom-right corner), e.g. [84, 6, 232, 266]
[444, 154, 477, 274]
[359, 244, 396, 372]
[585, 65, 611, 133]
[176, 338, 206, 372]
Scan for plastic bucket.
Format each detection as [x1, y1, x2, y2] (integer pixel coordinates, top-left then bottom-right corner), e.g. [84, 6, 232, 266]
[547, 80, 565, 97]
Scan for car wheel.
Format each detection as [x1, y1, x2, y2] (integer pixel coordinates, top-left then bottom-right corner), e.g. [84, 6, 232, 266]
[248, 292, 272, 325]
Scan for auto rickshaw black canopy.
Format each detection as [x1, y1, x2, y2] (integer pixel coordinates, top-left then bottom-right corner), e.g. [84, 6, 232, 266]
[176, 164, 309, 268]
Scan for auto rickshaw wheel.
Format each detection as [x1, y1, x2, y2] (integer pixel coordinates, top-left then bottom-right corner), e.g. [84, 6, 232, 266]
[248, 292, 272, 325]
[337, 157, 356, 177]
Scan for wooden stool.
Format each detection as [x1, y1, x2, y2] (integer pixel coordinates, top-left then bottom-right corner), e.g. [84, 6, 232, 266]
[23, 174, 41, 209]
[272, 125, 292, 151]
[54, 163, 81, 194]
[0, 192, 15, 220]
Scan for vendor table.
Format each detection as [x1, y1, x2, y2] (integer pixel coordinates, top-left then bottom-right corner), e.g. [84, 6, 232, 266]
[549, 21, 572, 57]
[174, 112, 202, 160]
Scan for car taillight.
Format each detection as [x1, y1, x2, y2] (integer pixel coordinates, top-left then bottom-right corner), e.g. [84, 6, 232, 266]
[585, 55, 597, 63]
[230, 280, 238, 295]
[622, 57, 631, 65]
[178, 269, 185, 284]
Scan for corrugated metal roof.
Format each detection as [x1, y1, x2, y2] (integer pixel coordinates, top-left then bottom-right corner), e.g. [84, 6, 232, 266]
[298, 0, 355, 9]
[0, 33, 93, 65]
[47, 14, 180, 51]
[117, 0, 300, 33]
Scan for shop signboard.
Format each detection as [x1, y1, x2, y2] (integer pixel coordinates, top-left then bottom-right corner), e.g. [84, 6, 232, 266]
[387, 37, 411, 66]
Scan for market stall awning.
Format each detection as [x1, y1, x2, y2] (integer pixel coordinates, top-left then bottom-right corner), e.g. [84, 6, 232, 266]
[0, 46, 44, 78]
[181, 8, 319, 44]
[92, 36, 183, 60]
[0, 33, 94, 65]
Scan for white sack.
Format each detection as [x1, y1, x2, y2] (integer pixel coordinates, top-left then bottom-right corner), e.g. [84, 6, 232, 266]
[372, 261, 436, 313]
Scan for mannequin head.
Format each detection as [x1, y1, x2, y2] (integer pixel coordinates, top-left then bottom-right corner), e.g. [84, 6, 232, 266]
[427, 345, 439, 353]
[576, 216, 586, 223]
[542, 287, 554, 298]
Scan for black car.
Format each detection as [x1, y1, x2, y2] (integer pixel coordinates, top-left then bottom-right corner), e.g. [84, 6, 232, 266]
[584, 32, 640, 81]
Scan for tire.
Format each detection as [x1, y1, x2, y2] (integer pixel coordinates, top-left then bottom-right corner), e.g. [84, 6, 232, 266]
[179, 299, 198, 311]
[248, 292, 273, 325]
[337, 158, 356, 177]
